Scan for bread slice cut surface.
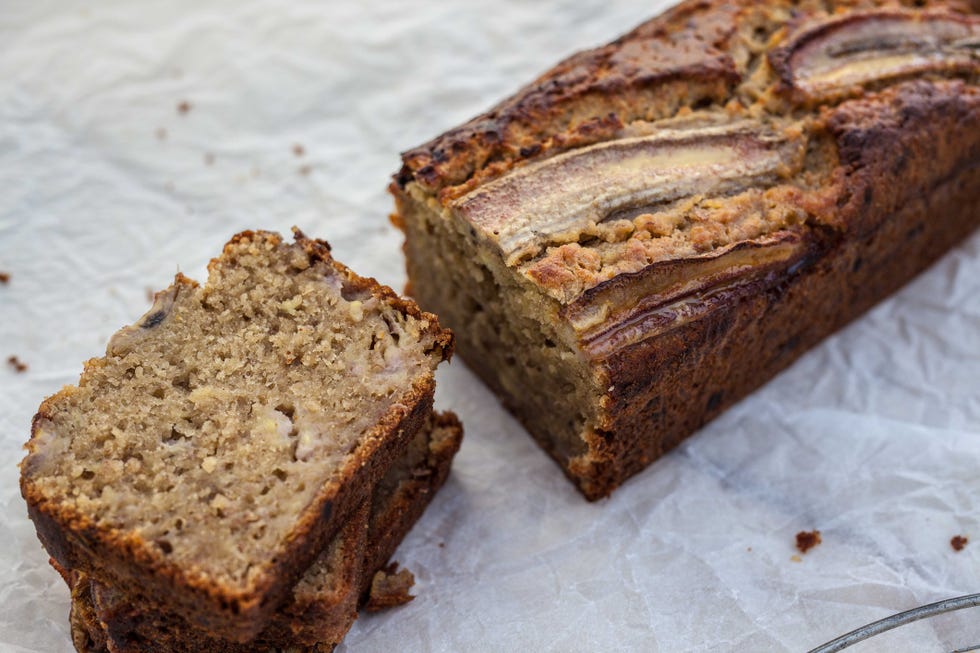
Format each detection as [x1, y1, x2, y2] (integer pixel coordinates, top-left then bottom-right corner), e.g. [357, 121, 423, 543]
[21, 229, 452, 639]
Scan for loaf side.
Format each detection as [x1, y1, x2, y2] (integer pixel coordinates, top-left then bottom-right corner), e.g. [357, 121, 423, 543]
[395, 0, 979, 498]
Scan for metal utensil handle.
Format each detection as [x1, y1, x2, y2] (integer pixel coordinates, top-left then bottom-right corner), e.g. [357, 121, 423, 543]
[808, 593, 980, 653]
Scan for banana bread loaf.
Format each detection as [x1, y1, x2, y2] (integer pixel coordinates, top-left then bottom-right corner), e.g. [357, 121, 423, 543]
[392, 0, 980, 499]
[20, 229, 453, 639]
[64, 413, 462, 653]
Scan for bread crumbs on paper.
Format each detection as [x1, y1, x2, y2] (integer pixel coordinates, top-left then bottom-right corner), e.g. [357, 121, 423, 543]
[8, 355, 28, 373]
[365, 562, 415, 612]
[951, 535, 969, 552]
[177, 100, 192, 114]
[795, 530, 822, 554]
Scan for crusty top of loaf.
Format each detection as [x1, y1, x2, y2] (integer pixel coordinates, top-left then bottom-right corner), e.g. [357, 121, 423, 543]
[397, 0, 976, 197]
[395, 0, 978, 349]
[396, 0, 743, 197]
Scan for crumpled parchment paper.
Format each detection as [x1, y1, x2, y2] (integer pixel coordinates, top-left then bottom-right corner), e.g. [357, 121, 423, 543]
[1, 1, 978, 651]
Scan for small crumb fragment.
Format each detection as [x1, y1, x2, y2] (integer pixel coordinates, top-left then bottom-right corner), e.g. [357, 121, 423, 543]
[204, 152, 215, 166]
[298, 164, 312, 176]
[177, 100, 192, 115]
[795, 530, 822, 554]
[348, 300, 363, 322]
[0, 271, 9, 284]
[155, 127, 168, 141]
[7, 355, 28, 373]
[438, 542, 445, 549]
[790, 554, 802, 563]
[292, 144, 305, 157]
[951, 535, 969, 552]
[280, 294, 303, 315]
[365, 562, 415, 612]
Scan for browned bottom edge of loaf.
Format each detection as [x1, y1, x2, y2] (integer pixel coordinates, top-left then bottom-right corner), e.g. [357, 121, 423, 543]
[63, 412, 463, 653]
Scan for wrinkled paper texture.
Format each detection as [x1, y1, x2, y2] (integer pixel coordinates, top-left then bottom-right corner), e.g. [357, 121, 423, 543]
[1, 1, 978, 651]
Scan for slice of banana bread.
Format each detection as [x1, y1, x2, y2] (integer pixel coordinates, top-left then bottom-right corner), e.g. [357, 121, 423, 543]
[63, 412, 462, 653]
[21, 229, 453, 640]
[393, 0, 980, 499]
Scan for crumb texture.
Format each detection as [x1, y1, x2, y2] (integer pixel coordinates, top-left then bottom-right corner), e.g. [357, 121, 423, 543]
[22, 230, 445, 589]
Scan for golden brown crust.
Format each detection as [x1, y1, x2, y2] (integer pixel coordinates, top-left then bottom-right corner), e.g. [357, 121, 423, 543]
[20, 230, 454, 641]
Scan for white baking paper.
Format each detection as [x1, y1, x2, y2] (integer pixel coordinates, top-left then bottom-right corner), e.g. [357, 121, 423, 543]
[1, 1, 978, 651]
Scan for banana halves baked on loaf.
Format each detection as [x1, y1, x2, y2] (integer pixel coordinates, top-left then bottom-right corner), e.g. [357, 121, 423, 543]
[393, 0, 980, 499]
[64, 412, 463, 653]
[20, 230, 454, 640]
